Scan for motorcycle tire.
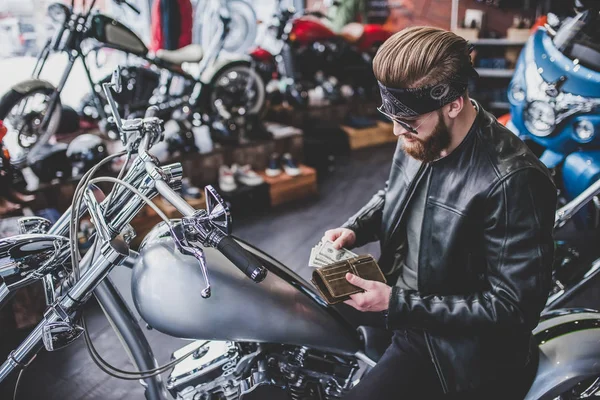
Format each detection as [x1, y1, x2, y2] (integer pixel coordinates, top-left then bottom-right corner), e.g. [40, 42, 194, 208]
[0, 84, 62, 168]
[206, 61, 267, 118]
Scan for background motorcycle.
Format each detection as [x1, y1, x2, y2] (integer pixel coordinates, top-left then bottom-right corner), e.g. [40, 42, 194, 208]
[2, 68, 600, 400]
[0, 0, 265, 168]
[505, 1, 600, 229]
[246, 0, 392, 108]
[502, 2, 600, 311]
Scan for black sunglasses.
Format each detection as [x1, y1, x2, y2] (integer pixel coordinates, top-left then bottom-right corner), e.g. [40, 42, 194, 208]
[377, 105, 434, 135]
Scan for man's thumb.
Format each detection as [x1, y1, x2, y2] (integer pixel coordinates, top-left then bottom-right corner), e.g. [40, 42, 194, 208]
[346, 273, 370, 289]
[333, 235, 345, 249]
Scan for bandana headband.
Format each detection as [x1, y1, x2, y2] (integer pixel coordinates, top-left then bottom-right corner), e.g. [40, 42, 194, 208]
[378, 63, 479, 118]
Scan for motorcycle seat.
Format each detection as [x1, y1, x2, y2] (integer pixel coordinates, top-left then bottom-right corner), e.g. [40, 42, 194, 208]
[155, 44, 203, 65]
[357, 326, 392, 363]
[339, 23, 364, 44]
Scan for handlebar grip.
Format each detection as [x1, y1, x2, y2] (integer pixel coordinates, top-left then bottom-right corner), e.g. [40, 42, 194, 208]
[217, 236, 267, 283]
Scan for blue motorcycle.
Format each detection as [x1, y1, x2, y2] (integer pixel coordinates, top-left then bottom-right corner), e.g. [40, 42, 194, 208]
[507, 3, 600, 227]
[506, 2, 600, 308]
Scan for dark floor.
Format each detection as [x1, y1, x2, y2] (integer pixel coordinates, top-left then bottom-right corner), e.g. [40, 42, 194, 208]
[2, 143, 600, 399]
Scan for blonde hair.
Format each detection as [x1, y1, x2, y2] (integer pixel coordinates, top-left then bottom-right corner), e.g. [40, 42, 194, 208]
[373, 26, 473, 89]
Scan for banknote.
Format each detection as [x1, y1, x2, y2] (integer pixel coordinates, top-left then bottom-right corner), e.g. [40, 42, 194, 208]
[308, 240, 357, 267]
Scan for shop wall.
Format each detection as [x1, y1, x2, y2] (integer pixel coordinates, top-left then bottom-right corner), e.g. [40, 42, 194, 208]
[455, 0, 537, 37]
[306, 0, 537, 38]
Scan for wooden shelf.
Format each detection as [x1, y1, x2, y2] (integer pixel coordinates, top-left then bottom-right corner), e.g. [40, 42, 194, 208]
[341, 121, 396, 150]
[259, 165, 318, 207]
[476, 68, 515, 78]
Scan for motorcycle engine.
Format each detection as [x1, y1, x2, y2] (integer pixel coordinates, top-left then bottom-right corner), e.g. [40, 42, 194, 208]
[168, 341, 359, 400]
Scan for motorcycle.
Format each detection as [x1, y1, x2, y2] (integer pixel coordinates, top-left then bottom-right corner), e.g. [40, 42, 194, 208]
[0, 0, 265, 168]
[505, 1, 600, 229]
[502, 2, 600, 310]
[3, 68, 600, 400]
[245, 0, 392, 108]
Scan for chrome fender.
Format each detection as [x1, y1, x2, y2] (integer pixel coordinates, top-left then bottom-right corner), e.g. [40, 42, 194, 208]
[525, 309, 600, 400]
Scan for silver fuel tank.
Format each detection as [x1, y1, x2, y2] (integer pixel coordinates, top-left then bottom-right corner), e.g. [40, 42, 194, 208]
[131, 222, 362, 356]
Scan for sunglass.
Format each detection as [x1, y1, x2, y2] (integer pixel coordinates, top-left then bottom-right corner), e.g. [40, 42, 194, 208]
[377, 105, 435, 135]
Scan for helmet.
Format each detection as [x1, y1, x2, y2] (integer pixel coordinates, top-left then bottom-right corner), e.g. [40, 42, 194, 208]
[66, 134, 109, 177]
[30, 143, 72, 183]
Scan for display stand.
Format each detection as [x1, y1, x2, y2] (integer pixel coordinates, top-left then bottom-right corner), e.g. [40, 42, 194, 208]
[259, 165, 318, 207]
[266, 99, 380, 128]
[17, 121, 311, 247]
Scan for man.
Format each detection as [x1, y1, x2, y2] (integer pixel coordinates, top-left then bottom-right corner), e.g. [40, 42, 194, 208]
[323, 26, 557, 399]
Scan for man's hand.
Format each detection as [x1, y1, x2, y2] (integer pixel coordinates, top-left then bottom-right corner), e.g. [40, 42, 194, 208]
[343, 273, 392, 312]
[322, 228, 356, 250]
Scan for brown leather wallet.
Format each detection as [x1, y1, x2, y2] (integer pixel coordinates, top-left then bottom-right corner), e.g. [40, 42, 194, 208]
[311, 254, 387, 305]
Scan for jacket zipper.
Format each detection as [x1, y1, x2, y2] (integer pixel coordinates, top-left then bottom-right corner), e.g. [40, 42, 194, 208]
[424, 331, 449, 393]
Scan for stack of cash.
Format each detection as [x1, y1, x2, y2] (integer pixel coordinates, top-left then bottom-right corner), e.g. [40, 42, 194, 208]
[309, 240, 358, 268]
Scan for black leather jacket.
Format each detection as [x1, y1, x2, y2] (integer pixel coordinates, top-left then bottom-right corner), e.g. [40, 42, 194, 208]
[343, 104, 557, 393]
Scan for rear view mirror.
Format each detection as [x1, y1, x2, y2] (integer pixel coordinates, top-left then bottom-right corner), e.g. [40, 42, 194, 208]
[111, 66, 122, 94]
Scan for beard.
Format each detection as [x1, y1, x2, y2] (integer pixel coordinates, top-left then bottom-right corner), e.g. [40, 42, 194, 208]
[401, 113, 451, 163]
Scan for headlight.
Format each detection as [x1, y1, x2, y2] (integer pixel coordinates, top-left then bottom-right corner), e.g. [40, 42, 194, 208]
[47, 3, 69, 24]
[575, 120, 595, 141]
[524, 101, 556, 137]
[516, 32, 600, 138]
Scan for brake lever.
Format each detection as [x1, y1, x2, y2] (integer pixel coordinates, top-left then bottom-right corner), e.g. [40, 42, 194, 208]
[170, 225, 211, 298]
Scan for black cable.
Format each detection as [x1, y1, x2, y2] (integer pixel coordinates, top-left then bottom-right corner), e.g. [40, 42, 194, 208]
[103, 151, 131, 218]
[81, 310, 207, 380]
[12, 368, 25, 400]
[72, 176, 205, 380]
[62, 141, 205, 380]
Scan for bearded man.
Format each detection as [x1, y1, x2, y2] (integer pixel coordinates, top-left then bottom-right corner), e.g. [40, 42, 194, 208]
[323, 26, 557, 399]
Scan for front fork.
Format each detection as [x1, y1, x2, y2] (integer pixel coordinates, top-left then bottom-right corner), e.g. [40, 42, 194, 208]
[95, 277, 170, 400]
[32, 41, 51, 79]
[22, 48, 76, 164]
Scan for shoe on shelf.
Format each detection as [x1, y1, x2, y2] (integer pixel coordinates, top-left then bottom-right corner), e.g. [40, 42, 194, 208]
[265, 153, 282, 177]
[282, 153, 301, 177]
[232, 164, 264, 186]
[218, 165, 237, 192]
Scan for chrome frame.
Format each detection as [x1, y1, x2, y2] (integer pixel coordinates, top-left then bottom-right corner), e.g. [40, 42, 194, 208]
[0, 69, 246, 399]
[543, 170, 600, 309]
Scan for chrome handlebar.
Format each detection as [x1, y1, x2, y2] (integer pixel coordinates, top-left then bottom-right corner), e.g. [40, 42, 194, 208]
[554, 177, 600, 229]
[0, 66, 267, 383]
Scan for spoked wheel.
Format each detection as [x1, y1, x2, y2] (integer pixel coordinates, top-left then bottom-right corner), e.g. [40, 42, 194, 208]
[0, 86, 61, 167]
[209, 62, 266, 118]
[553, 377, 600, 399]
